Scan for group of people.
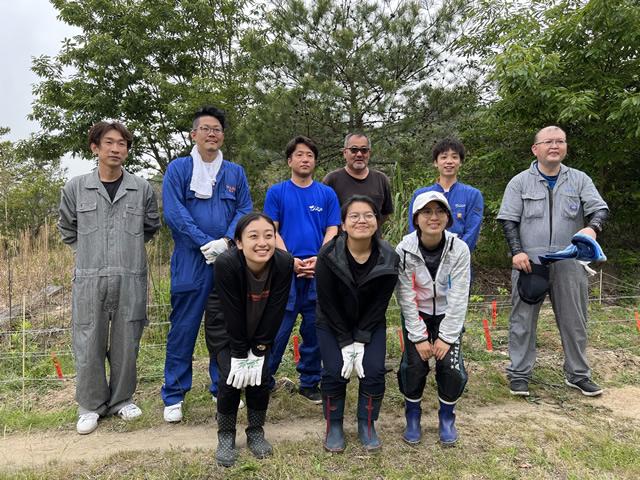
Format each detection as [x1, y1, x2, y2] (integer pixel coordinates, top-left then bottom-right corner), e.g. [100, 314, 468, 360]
[58, 106, 608, 466]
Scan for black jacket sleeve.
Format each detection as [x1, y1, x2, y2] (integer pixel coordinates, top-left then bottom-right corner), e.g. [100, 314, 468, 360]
[214, 251, 251, 358]
[500, 219, 524, 257]
[250, 250, 294, 357]
[315, 252, 356, 347]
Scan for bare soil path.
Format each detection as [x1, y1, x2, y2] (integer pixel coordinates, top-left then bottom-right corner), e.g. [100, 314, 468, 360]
[2, 386, 639, 469]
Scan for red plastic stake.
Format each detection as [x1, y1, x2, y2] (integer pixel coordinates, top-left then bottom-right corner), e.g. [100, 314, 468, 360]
[293, 335, 300, 364]
[492, 301, 497, 327]
[398, 328, 404, 354]
[483, 318, 493, 351]
[51, 352, 63, 379]
[635, 312, 640, 332]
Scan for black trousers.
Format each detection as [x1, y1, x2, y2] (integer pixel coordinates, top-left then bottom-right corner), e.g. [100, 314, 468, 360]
[397, 312, 467, 403]
[215, 345, 271, 415]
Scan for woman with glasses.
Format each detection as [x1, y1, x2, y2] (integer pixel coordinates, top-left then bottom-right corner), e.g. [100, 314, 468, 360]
[315, 195, 399, 453]
[205, 212, 293, 467]
[396, 191, 470, 446]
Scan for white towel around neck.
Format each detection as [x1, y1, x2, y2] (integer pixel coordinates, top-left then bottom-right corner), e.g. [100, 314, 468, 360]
[189, 145, 223, 199]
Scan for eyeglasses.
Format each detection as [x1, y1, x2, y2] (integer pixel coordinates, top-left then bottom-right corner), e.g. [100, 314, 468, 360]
[419, 208, 448, 218]
[346, 147, 370, 155]
[534, 139, 566, 146]
[197, 126, 224, 136]
[347, 212, 376, 222]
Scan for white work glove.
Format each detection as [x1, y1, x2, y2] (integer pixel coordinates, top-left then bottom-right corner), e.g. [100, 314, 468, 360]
[340, 342, 366, 379]
[200, 238, 228, 264]
[227, 357, 250, 389]
[352, 342, 365, 378]
[245, 351, 265, 387]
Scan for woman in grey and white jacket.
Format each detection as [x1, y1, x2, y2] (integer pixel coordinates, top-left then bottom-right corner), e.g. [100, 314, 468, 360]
[395, 191, 470, 446]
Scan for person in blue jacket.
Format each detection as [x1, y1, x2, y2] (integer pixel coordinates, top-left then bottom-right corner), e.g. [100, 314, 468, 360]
[161, 106, 252, 422]
[408, 138, 484, 253]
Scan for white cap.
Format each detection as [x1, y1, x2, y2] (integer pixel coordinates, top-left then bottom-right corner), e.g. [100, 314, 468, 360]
[412, 191, 453, 228]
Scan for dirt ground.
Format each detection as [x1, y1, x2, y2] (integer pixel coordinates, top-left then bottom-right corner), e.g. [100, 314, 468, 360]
[1, 385, 639, 469]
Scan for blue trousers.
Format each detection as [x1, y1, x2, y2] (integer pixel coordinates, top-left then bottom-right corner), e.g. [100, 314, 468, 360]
[161, 253, 219, 406]
[316, 323, 386, 396]
[268, 276, 321, 388]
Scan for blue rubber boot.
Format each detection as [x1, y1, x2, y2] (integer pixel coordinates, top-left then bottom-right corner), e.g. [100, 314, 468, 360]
[322, 392, 346, 453]
[438, 399, 458, 445]
[357, 392, 383, 453]
[403, 398, 422, 444]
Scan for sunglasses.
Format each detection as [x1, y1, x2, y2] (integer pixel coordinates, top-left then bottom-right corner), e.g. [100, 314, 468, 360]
[346, 147, 370, 155]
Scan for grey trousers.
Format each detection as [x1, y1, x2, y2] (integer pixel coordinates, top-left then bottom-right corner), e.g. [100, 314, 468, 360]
[506, 259, 591, 383]
[72, 275, 147, 416]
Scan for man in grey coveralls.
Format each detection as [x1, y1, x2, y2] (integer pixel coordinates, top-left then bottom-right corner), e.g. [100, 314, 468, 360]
[58, 121, 161, 434]
[497, 126, 608, 398]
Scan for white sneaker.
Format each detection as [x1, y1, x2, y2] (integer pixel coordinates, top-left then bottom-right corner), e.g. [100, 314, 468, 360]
[212, 394, 245, 409]
[164, 401, 183, 422]
[77, 412, 99, 434]
[117, 403, 142, 420]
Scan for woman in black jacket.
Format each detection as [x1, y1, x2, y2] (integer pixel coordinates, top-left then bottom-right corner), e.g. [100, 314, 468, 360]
[204, 212, 294, 467]
[315, 195, 399, 453]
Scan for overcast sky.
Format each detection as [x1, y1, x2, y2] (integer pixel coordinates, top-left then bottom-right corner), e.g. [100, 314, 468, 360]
[0, 1, 95, 178]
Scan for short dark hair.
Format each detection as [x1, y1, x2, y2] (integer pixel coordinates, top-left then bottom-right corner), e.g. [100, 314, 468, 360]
[88, 121, 133, 150]
[432, 138, 465, 164]
[193, 105, 226, 131]
[234, 212, 276, 243]
[344, 132, 371, 149]
[285, 136, 318, 160]
[340, 195, 379, 223]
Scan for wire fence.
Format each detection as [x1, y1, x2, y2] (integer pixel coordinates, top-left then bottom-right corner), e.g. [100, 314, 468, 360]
[1, 270, 638, 387]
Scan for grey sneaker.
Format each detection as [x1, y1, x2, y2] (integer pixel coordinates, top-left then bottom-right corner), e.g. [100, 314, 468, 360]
[509, 380, 530, 396]
[298, 385, 322, 404]
[565, 378, 603, 397]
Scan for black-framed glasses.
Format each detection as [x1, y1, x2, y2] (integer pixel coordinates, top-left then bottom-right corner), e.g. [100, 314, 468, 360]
[346, 147, 370, 155]
[197, 126, 224, 135]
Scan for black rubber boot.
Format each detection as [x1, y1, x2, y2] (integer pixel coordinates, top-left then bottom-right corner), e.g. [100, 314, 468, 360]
[246, 409, 273, 459]
[357, 391, 383, 453]
[438, 399, 458, 445]
[216, 412, 238, 467]
[322, 392, 346, 453]
[403, 398, 422, 444]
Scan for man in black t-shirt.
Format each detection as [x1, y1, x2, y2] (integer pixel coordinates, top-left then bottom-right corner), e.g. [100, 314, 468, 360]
[323, 132, 394, 235]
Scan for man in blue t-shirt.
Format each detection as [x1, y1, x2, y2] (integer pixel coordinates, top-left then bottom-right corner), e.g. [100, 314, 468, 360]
[408, 138, 484, 253]
[264, 136, 341, 403]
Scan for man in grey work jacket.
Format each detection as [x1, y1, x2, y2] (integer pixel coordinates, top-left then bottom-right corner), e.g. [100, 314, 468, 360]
[58, 121, 161, 434]
[497, 125, 608, 398]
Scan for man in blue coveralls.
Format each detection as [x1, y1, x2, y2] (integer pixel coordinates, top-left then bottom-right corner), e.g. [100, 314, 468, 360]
[408, 138, 484, 253]
[162, 106, 252, 422]
[264, 136, 340, 403]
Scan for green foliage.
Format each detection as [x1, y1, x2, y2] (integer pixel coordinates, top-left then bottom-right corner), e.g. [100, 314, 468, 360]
[459, 0, 640, 250]
[0, 129, 66, 238]
[237, 0, 478, 207]
[30, 0, 255, 174]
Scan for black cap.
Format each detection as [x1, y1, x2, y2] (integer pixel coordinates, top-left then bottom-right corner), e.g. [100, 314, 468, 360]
[517, 262, 549, 305]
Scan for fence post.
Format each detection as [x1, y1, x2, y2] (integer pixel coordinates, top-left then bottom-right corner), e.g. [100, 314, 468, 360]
[599, 270, 603, 305]
[22, 295, 26, 412]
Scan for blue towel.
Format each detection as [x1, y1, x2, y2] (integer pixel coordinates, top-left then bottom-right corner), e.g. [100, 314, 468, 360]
[538, 233, 606, 265]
